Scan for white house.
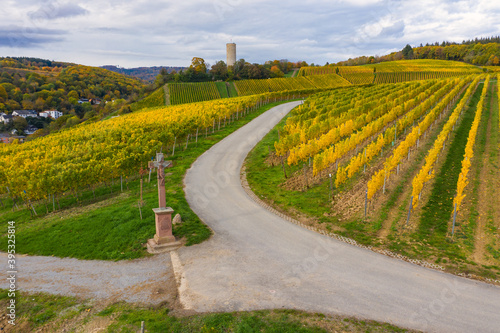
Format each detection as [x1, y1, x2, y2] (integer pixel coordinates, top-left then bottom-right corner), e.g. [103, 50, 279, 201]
[39, 110, 63, 119]
[12, 110, 38, 118]
[0, 113, 13, 124]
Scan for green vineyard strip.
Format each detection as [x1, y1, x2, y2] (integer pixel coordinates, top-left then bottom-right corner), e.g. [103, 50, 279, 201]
[415, 82, 485, 259]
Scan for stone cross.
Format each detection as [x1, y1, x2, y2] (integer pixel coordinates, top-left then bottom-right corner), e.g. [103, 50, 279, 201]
[148, 153, 172, 208]
[146, 152, 180, 254]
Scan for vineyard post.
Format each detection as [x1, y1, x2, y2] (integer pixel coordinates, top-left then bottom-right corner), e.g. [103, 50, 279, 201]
[52, 194, 55, 211]
[213, 119, 215, 133]
[27, 196, 37, 216]
[11, 197, 18, 211]
[196, 128, 199, 143]
[406, 196, 413, 225]
[6, 186, 9, 194]
[218, 117, 221, 130]
[140, 177, 144, 204]
[148, 167, 152, 183]
[383, 173, 386, 194]
[329, 173, 332, 202]
[138, 202, 142, 220]
[364, 188, 368, 218]
[452, 203, 458, 237]
[185, 134, 189, 150]
[121, 175, 123, 192]
[172, 137, 176, 156]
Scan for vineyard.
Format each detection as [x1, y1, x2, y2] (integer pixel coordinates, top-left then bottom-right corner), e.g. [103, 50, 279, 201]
[248, 73, 500, 281]
[0, 92, 306, 204]
[296, 60, 483, 85]
[129, 60, 485, 110]
[233, 74, 350, 96]
[169, 81, 221, 105]
[130, 87, 166, 111]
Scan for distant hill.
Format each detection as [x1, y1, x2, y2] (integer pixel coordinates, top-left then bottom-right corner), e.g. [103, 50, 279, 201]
[101, 65, 185, 83]
[0, 57, 147, 127]
[336, 37, 500, 67]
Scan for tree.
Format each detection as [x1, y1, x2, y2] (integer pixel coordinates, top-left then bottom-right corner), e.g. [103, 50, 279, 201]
[12, 116, 28, 133]
[0, 85, 7, 102]
[190, 57, 207, 74]
[270, 65, 284, 78]
[402, 44, 414, 59]
[210, 61, 228, 81]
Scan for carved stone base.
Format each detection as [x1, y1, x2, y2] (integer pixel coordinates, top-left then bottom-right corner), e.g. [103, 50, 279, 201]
[146, 238, 183, 254]
[146, 207, 182, 253]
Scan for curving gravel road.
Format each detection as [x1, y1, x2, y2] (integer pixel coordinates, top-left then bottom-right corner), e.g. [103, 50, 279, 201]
[182, 101, 500, 333]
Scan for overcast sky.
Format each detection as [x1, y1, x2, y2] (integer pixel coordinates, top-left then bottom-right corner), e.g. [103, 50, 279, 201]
[1, 0, 499, 68]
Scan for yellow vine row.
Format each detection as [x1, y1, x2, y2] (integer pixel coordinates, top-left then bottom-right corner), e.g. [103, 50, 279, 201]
[410, 75, 482, 209]
[366, 76, 471, 199]
[312, 79, 457, 176]
[453, 75, 490, 211]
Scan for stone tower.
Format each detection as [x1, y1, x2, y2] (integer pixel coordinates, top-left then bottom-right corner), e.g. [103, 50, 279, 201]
[226, 43, 236, 67]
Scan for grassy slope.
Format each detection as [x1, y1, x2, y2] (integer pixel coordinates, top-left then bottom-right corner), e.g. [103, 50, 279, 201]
[415, 84, 482, 254]
[215, 81, 229, 98]
[0, 102, 286, 260]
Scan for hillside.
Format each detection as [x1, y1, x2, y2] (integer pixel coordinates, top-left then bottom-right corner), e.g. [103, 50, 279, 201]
[0, 57, 149, 136]
[101, 65, 185, 83]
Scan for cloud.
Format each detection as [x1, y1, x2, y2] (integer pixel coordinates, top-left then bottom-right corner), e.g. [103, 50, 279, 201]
[28, 2, 89, 20]
[0, 0, 499, 67]
[0, 25, 65, 48]
[379, 20, 405, 38]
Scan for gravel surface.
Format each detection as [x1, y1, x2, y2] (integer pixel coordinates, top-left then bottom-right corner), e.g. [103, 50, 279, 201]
[0, 252, 176, 305]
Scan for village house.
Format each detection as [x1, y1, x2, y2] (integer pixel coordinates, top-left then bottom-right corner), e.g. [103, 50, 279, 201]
[25, 125, 39, 135]
[12, 110, 38, 118]
[0, 113, 13, 124]
[39, 110, 63, 119]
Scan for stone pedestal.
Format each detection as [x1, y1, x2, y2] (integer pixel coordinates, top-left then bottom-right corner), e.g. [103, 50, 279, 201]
[147, 207, 182, 253]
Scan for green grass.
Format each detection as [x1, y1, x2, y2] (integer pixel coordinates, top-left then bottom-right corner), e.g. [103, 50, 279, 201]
[415, 83, 484, 260]
[130, 87, 166, 111]
[215, 81, 229, 98]
[0, 289, 87, 329]
[0, 102, 287, 260]
[227, 82, 239, 97]
[0, 290, 417, 333]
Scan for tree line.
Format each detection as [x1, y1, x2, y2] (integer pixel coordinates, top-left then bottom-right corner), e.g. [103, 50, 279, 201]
[336, 37, 500, 67]
[154, 57, 310, 88]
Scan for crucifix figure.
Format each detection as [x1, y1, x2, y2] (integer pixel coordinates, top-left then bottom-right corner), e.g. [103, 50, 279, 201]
[146, 152, 181, 253]
[148, 153, 172, 208]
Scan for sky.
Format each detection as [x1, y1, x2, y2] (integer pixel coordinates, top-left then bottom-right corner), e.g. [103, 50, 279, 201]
[0, 0, 499, 68]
